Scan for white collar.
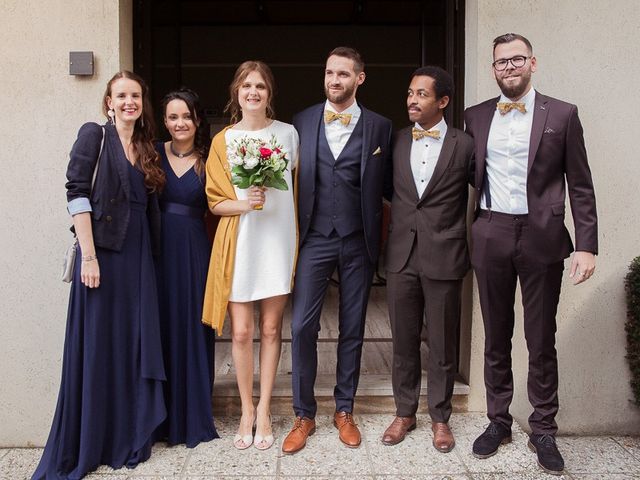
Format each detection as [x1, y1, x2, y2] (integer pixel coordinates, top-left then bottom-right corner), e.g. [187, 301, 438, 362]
[324, 99, 361, 116]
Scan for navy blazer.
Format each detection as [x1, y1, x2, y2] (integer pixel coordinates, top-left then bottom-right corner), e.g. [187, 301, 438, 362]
[293, 103, 393, 264]
[65, 122, 161, 255]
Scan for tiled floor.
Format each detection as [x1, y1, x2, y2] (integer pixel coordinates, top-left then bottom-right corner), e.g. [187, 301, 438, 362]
[3, 413, 640, 479]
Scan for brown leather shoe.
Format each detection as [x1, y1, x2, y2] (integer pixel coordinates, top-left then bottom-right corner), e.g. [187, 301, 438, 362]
[282, 416, 316, 454]
[432, 422, 455, 453]
[381, 415, 417, 446]
[333, 411, 361, 448]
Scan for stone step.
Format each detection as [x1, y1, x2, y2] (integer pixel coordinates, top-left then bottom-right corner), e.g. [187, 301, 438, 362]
[212, 373, 469, 415]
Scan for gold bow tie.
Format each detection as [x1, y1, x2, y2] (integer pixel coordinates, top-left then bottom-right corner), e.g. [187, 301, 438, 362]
[412, 127, 440, 141]
[324, 110, 352, 126]
[497, 102, 526, 115]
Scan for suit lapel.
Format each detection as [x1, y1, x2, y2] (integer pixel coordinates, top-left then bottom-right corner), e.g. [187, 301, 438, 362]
[105, 126, 131, 199]
[419, 129, 457, 202]
[527, 92, 549, 174]
[475, 97, 499, 188]
[302, 105, 323, 192]
[360, 107, 373, 182]
[396, 128, 419, 198]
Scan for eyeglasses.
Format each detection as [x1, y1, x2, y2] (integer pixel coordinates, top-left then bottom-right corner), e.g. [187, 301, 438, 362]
[492, 55, 531, 71]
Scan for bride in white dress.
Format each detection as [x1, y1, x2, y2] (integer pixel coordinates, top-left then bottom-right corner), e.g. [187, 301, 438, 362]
[205, 61, 298, 451]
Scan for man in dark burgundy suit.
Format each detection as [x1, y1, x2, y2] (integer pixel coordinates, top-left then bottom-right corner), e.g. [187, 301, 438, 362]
[382, 66, 474, 453]
[465, 33, 597, 475]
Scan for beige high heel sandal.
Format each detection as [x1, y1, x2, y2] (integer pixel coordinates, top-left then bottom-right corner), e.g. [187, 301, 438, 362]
[233, 413, 256, 450]
[254, 413, 274, 450]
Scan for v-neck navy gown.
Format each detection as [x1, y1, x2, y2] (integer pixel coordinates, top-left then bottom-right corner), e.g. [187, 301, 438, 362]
[153, 143, 218, 447]
[33, 161, 167, 480]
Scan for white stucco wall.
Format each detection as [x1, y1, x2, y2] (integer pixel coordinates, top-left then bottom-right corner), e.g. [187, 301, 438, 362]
[0, 0, 132, 446]
[465, 0, 640, 434]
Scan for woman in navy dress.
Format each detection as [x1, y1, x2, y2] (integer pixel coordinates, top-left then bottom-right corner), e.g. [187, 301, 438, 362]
[33, 71, 167, 479]
[154, 88, 219, 447]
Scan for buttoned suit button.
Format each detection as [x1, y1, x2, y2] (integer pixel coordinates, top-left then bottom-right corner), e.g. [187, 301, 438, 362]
[110, 198, 116, 204]
[106, 215, 113, 222]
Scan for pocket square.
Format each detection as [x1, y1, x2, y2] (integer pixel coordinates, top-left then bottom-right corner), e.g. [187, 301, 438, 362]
[544, 127, 555, 134]
[372, 146, 382, 155]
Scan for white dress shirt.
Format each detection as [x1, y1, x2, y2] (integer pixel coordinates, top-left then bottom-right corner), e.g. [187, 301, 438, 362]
[480, 87, 536, 214]
[410, 118, 447, 198]
[324, 100, 361, 159]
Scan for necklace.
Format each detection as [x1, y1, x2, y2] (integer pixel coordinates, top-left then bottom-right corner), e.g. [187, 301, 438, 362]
[170, 142, 195, 159]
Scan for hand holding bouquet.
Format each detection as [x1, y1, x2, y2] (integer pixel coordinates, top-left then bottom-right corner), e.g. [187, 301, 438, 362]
[227, 134, 289, 210]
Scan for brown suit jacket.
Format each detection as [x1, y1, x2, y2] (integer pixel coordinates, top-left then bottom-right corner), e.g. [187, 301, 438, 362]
[464, 92, 598, 263]
[385, 125, 474, 280]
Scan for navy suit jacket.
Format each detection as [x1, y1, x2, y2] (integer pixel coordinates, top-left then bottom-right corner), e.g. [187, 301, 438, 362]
[465, 92, 598, 263]
[293, 103, 393, 263]
[66, 122, 161, 255]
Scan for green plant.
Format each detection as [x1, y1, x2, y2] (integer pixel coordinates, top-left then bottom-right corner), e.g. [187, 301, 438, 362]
[626, 256, 640, 406]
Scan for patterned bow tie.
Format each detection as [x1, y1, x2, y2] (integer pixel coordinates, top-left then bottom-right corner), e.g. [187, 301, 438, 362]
[497, 102, 526, 115]
[412, 127, 440, 141]
[324, 110, 352, 126]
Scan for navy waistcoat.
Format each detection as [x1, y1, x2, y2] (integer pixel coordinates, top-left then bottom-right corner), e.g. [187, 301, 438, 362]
[310, 117, 364, 238]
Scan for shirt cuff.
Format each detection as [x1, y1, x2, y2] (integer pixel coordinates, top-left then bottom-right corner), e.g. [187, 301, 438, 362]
[67, 197, 92, 215]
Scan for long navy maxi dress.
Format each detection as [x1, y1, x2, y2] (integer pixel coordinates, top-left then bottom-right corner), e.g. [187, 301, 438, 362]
[153, 143, 219, 447]
[33, 161, 166, 479]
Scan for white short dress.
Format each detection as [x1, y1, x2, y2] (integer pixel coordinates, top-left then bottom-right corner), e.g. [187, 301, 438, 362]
[225, 120, 299, 302]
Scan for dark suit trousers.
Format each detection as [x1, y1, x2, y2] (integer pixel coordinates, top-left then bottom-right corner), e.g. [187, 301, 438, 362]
[291, 229, 374, 418]
[471, 211, 564, 435]
[387, 242, 461, 423]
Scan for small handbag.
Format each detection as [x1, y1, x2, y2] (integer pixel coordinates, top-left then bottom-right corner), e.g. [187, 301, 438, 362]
[62, 127, 105, 283]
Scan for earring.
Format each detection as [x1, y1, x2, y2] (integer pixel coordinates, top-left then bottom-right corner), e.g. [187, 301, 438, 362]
[108, 109, 115, 126]
[140, 115, 145, 128]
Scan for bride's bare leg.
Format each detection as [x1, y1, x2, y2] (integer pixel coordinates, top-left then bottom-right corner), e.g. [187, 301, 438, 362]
[255, 294, 287, 447]
[229, 301, 256, 447]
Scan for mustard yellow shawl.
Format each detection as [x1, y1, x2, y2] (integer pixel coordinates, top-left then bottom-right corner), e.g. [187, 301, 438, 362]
[202, 127, 236, 335]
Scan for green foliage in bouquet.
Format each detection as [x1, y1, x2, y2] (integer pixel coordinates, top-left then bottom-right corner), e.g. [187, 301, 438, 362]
[626, 256, 640, 406]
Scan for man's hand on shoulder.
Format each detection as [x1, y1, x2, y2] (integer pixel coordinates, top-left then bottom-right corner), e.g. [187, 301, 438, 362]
[569, 251, 596, 285]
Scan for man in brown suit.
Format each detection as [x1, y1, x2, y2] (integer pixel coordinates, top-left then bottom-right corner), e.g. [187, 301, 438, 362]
[382, 66, 474, 452]
[464, 33, 597, 475]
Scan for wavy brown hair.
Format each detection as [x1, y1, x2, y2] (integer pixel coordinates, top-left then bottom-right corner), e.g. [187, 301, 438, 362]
[102, 70, 165, 192]
[160, 88, 210, 178]
[224, 61, 276, 125]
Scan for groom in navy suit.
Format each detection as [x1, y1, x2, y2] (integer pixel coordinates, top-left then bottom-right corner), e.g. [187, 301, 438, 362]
[282, 46, 392, 454]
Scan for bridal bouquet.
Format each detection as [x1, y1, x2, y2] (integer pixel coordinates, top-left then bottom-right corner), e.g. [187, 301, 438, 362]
[227, 134, 289, 191]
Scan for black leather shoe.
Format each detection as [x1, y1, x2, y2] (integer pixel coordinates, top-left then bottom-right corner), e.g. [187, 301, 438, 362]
[472, 422, 512, 458]
[528, 433, 565, 475]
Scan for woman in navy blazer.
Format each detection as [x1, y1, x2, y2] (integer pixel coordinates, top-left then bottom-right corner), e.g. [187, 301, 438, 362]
[33, 71, 167, 480]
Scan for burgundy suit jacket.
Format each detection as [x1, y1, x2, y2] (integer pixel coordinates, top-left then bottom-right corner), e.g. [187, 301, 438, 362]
[385, 126, 474, 280]
[464, 92, 598, 263]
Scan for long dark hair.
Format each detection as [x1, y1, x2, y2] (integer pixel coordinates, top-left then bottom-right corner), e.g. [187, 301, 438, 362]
[102, 70, 165, 192]
[160, 88, 210, 177]
[224, 60, 276, 124]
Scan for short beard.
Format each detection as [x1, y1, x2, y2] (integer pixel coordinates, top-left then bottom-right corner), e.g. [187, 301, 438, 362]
[325, 83, 356, 105]
[497, 70, 531, 100]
